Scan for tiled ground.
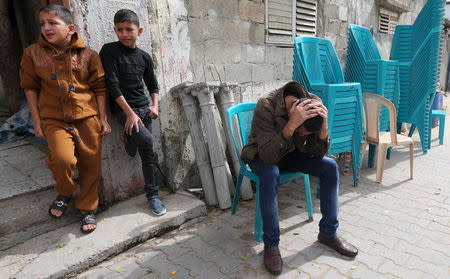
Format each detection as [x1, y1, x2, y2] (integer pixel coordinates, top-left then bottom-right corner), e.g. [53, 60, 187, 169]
[77, 118, 450, 279]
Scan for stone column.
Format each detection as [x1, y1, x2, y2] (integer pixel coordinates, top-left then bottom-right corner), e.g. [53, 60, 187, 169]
[192, 83, 231, 209]
[172, 83, 218, 206]
[216, 83, 253, 201]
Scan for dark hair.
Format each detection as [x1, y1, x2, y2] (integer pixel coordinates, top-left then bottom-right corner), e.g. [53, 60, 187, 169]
[298, 97, 323, 133]
[114, 9, 140, 27]
[39, 5, 74, 25]
[283, 81, 309, 99]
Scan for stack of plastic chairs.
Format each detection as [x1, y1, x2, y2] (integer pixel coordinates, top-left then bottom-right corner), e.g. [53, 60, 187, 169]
[390, 0, 445, 154]
[345, 24, 400, 132]
[293, 36, 364, 186]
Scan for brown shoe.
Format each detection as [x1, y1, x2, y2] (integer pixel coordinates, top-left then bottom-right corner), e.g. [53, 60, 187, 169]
[317, 234, 358, 257]
[263, 246, 283, 275]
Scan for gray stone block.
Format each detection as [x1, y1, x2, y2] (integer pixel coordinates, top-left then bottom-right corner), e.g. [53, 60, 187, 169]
[225, 63, 252, 83]
[252, 64, 274, 83]
[210, 0, 239, 19]
[238, 0, 264, 23]
[274, 66, 292, 81]
[265, 46, 287, 65]
[245, 45, 265, 63]
[249, 23, 264, 44]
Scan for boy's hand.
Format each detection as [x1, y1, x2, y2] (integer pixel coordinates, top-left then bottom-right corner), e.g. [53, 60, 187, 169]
[125, 111, 143, 135]
[34, 124, 44, 139]
[149, 105, 159, 119]
[99, 118, 111, 135]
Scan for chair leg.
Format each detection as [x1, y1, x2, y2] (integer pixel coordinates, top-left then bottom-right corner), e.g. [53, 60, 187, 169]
[231, 173, 244, 215]
[439, 115, 445, 145]
[368, 144, 376, 168]
[408, 124, 416, 137]
[409, 143, 414, 180]
[253, 181, 263, 242]
[376, 145, 388, 183]
[303, 174, 313, 222]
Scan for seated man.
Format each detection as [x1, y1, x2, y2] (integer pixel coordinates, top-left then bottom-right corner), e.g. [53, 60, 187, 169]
[241, 81, 358, 275]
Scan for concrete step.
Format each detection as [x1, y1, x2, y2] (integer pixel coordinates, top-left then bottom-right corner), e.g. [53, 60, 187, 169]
[0, 140, 53, 201]
[0, 188, 80, 251]
[0, 191, 207, 279]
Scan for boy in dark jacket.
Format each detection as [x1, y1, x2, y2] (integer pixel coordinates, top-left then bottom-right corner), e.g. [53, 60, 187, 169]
[100, 9, 165, 215]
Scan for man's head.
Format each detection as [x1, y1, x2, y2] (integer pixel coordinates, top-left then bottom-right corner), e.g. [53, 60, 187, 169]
[39, 5, 76, 48]
[283, 82, 323, 135]
[113, 9, 143, 48]
[296, 98, 323, 135]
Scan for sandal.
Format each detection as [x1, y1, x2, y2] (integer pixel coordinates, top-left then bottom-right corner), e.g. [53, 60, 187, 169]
[80, 213, 97, 234]
[48, 194, 71, 218]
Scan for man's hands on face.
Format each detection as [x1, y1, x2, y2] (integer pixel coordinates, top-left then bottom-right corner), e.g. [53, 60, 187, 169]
[283, 98, 320, 138]
[288, 99, 320, 128]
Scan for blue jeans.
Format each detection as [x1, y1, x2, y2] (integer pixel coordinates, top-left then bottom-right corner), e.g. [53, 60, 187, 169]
[249, 152, 339, 247]
[116, 106, 159, 200]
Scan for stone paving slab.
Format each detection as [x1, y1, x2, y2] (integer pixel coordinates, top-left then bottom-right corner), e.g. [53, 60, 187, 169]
[77, 120, 450, 279]
[0, 191, 206, 279]
[0, 141, 53, 201]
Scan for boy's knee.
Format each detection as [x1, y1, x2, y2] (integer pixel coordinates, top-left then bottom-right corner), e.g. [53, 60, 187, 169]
[50, 154, 77, 169]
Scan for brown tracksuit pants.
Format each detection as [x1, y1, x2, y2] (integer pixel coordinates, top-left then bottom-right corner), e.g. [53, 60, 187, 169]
[41, 116, 102, 212]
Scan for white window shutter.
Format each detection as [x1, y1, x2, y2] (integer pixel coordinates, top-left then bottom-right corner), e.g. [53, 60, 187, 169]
[296, 0, 317, 36]
[265, 0, 317, 45]
[379, 7, 398, 34]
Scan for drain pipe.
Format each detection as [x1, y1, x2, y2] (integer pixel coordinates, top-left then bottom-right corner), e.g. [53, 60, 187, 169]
[192, 83, 231, 209]
[216, 83, 253, 201]
[172, 83, 218, 206]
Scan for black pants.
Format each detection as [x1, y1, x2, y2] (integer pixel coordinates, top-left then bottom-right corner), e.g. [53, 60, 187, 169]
[116, 106, 158, 199]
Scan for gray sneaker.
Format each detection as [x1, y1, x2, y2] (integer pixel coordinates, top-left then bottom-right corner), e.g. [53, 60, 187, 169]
[149, 198, 166, 216]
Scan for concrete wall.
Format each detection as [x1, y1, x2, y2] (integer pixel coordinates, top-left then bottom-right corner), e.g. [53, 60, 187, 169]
[317, 0, 427, 63]
[186, 0, 292, 101]
[69, 0, 432, 205]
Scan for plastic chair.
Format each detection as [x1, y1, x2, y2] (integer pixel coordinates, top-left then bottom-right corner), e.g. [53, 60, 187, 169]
[409, 110, 446, 145]
[390, 0, 446, 154]
[345, 24, 400, 132]
[293, 36, 364, 187]
[362, 93, 414, 183]
[227, 102, 313, 242]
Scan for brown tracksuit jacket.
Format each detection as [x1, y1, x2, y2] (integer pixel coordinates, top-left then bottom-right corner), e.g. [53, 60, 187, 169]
[20, 33, 106, 122]
[241, 81, 329, 165]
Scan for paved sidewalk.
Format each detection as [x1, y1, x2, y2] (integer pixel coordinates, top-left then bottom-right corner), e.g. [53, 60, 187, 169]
[77, 125, 450, 279]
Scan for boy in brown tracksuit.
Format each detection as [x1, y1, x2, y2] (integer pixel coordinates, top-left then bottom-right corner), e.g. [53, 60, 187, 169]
[20, 5, 111, 234]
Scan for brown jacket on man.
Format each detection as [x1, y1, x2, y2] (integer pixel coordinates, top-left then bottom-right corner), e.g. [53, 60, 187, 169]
[20, 32, 106, 122]
[241, 81, 329, 165]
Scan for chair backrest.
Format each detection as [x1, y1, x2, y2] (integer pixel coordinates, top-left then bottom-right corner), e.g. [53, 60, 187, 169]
[226, 102, 257, 159]
[294, 37, 344, 85]
[363, 93, 398, 144]
[348, 24, 381, 61]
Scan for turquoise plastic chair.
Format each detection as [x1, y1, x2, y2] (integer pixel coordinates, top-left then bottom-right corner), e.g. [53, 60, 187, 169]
[227, 102, 313, 242]
[345, 24, 400, 131]
[293, 36, 364, 187]
[345, 24, 401, 167]
[410, 110, 446, 145]
[390, 0, 446, 154]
